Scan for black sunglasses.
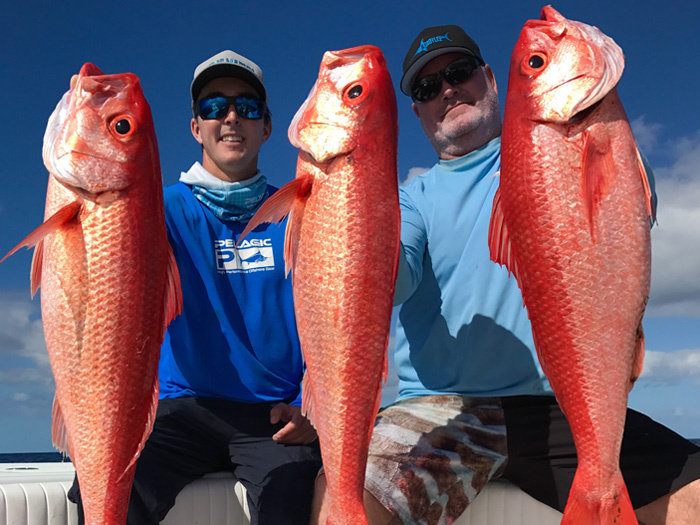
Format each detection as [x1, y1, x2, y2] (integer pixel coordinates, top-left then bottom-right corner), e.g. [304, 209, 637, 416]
[411, 56, 484, 103]
[197, 95, 265, 120]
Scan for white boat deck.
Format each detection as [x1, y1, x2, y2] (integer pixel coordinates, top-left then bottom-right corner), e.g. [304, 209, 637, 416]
[0, 462, 562, 524]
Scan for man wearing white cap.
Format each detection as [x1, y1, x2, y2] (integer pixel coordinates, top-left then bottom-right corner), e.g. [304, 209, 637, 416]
[69, 49, 321, 525]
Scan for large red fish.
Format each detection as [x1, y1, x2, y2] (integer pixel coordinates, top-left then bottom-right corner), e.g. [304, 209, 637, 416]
[2, 64, 181, 524]
[239, 45, 399, 524]
[489, 6, 654, 525]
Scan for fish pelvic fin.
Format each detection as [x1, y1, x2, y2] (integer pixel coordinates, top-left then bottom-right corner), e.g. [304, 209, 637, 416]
[237, 174, 314, 277]
[630, 323, 646, 391]
[1, 201, 82, 294]
[561, 470, 638, 525]
[488, 186, 522, 284]
[51, 396, 72, 458]
[582, 126, 615, 241]
[119, 369, 159, 484]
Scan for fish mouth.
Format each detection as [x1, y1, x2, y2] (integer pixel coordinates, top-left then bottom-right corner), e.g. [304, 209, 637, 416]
[57, 177, 127, 205]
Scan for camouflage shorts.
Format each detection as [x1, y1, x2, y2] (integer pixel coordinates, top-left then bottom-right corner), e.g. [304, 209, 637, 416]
[365, 395, 507, 525]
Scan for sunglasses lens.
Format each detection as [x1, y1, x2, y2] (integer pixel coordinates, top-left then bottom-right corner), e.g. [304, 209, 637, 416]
[412, 57, 483, 102]
[444, 59, 479, 85]
[198, 97, 229, 119]
[411, 74, 442, 102]
[197, 96, 264, 120]
[234, 96, 263, 119]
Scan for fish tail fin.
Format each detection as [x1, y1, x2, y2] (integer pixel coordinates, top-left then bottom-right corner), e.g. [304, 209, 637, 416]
[562, 471, 638, 525]
[237, 174, 313, 276]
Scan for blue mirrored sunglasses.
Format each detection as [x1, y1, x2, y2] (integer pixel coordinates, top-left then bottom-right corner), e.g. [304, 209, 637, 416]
[197, 95, 265, 120]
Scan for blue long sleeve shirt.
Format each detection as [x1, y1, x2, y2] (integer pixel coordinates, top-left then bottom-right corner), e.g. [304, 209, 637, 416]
[158, 181, 304, 406]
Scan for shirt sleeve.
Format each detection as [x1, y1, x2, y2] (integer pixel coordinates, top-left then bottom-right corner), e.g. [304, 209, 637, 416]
[394, 187, 427, 305]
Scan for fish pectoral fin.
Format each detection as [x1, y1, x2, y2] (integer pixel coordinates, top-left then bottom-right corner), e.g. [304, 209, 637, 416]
[163, 245, 183, 338]
[29, 240, 44, 298]
[581, 126, 615, 239]
[635, 147, 657, 225]
[237, 174, 313, 247]
[1, 200, 81, 265]
[488, 187, 522, 283]
[51, 396, 72, 458]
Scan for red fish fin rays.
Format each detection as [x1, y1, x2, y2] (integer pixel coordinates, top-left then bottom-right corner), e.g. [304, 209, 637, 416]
[581, 127, 615, 240]
[561, 471, 637, 524]
[238, 174, 314, 276]
[51, 396, 72, 458]
[488, 187, 522, 283]
[635, 147, 657, 224]
[284, 198, 304, 277]
[29, 240, 44, 298]
[0, 200, 81, 265]
[119, 373, 159, 484]
[630, 323, 646, 389]
[162, 246, 183, 339]
[301, 373, 317, 429]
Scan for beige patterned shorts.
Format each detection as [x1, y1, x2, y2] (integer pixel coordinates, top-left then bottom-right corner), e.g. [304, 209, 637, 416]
[365, 395, 507, 525]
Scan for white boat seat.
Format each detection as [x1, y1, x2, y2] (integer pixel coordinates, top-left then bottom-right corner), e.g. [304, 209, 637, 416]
[0, 462, 562, 524]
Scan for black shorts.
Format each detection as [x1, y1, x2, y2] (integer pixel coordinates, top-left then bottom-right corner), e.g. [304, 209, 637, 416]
[501, 395, 700, 510]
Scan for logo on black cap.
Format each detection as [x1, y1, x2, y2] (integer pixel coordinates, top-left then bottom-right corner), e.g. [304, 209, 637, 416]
[414, 32, 453, 55]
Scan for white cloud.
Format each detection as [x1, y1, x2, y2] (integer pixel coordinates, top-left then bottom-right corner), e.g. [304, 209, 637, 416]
[638, 349, 700, 385]
[0, 292, 48, 366]
[402, 166, 429, 186]
[630, 115, 663, 153]
[645, 130, 700, 317]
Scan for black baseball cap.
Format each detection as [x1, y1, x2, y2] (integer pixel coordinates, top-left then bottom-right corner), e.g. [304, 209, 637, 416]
[400, 25, 484, 96]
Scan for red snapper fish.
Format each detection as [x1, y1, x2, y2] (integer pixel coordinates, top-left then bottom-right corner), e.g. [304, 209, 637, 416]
[239, 45, 399, 524]
[2, 64, 181, 524]
[489, 6, 654, 524]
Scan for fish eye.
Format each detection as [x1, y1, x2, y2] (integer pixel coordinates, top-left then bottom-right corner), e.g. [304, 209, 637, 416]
[343, 81, 369, 105]
[528, 55, 545, 69]
[348, 85, 363, 99]
[110, 115, 136, 137]
[115, 119, 131, 134]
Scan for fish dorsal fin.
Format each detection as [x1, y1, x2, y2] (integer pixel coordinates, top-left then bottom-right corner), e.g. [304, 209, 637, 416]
[488, 185, 522, 283]
[237, 174, 314, 276]
[1, 200, 81, 264]
[162, 246, 183, 339]
[51, 396, 72, 458]
[581, 126, 615, 240]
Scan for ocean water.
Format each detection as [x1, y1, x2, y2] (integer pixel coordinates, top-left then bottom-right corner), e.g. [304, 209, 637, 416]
[2, 440, 699, 463]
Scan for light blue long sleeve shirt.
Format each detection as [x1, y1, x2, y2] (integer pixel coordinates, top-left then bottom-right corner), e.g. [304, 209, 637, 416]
[393, 137, 551, 400]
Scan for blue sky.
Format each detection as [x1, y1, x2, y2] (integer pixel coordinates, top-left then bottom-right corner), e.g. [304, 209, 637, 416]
[1, 0, 699, 452]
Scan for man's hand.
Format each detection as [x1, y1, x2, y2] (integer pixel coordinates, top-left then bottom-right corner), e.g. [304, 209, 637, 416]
[270, 402, 317, 444]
